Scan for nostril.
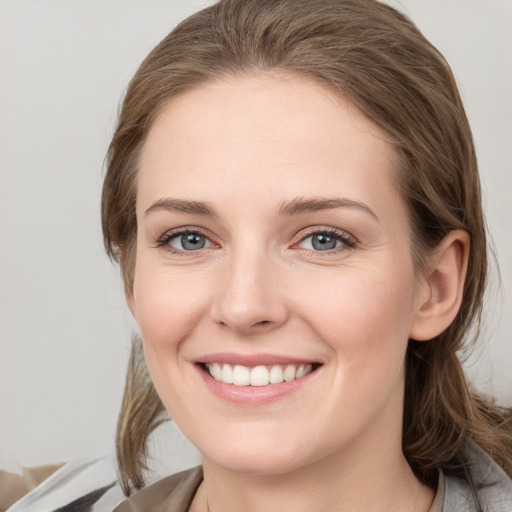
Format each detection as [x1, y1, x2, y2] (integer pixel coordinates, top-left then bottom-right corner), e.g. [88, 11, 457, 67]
[253, 320, 271, 328]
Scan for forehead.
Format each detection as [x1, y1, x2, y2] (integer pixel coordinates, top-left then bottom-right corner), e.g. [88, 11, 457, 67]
[137, 74, 399, 215]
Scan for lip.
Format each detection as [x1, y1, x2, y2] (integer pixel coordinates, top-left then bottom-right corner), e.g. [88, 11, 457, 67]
[196, 352, 319, 367]
[193, 353, 322, 406]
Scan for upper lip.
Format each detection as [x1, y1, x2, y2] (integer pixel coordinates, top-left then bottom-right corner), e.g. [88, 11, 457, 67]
[195, 353, 321, 367]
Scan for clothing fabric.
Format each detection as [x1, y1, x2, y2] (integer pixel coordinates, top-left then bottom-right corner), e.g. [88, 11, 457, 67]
[112, 446, 512, 512]
[113, 466, 445, 512]
[113, 467, 203, 512]
[4, 456, 123, 512]
[3, 423, 200, 512]
[442, 445, 512, 511]
[6, 446, 512, 511]
[0, 463, 64, 511]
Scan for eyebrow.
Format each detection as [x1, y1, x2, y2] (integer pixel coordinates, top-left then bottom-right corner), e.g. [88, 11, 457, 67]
[144, 198, 218, 217]
[143, 196, 378, 221]
[277, 196, 379, 221]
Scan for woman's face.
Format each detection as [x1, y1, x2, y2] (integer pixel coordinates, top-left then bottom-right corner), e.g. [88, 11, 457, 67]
[129, 75, 428, 474]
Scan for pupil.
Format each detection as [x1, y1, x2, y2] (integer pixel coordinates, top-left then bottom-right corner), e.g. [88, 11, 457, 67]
[312, 234, 337, 251]
[182, 233, 205, 250]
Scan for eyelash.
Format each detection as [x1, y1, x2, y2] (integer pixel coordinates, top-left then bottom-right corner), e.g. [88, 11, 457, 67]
[156, 227, 215, 255]
[155, 226, 357, 255]
[296, 227, 357, 254]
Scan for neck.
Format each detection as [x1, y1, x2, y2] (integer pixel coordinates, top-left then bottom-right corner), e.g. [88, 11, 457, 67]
[195, 432, 434, 512]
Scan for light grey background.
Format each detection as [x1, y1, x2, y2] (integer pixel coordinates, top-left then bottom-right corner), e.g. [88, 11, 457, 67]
[1, 0, 511, 470]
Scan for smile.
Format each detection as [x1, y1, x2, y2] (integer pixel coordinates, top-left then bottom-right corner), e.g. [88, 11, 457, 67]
[205, 362, 314, 386]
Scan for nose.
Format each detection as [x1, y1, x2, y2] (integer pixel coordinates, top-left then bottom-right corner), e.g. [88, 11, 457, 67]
[210, 246, 289, 336]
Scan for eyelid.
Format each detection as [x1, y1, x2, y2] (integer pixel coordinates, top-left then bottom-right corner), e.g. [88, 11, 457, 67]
[154, 225, 357, 255]
[155, 226, 218, 254]
[293, 226, 358, 251]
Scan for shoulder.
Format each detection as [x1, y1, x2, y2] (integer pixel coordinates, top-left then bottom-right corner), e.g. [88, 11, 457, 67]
[443, 445, 512, 511]
[113, 466, 203, 512]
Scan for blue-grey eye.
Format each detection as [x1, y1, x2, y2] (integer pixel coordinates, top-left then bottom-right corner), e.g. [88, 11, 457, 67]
[170, 232, 210, 251]
[312, 233, 338, 250]
[298, 232, 343, 251]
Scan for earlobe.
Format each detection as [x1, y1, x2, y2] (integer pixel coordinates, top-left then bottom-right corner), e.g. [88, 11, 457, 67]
[409, 230, 470, 341]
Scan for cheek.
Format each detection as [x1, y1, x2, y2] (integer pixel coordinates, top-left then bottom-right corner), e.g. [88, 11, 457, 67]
[131, 261, 209, 353]
[296, 261, 417, 372]
[130, 264, 211, 420]
[306, 266, 414, 329]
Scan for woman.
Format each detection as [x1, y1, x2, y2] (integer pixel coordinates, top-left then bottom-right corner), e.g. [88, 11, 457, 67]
[100, 0, 512, 510]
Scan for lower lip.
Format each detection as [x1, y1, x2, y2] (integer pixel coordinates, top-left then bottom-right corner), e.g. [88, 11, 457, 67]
[195, 364, 319, 405]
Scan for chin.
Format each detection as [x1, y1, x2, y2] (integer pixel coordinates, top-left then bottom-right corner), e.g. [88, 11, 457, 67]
[197, 431, 324, 476]
[209, 451, 306, 476]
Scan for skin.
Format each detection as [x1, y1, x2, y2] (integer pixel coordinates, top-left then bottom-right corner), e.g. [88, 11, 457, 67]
[127, 74, 457, 511]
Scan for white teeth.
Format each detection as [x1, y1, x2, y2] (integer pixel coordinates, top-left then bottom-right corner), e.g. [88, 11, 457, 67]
[221, 363, 234, 384]
[250, 366, 270, 386]
[206, 362, 314, 386]
[283, 364, 296, 382]
[269, 365, 284, 384]
[296, 364, 306, 379]
[211, 362, 222, 381]
[232, 365, 250, 386]
[296, 364, 312, 379]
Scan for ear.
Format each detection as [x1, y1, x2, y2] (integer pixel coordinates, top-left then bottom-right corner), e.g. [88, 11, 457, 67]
[409, 230, 470, 341]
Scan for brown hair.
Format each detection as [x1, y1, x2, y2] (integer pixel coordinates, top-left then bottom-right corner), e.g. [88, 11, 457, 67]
[102, 0, 512, 499]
